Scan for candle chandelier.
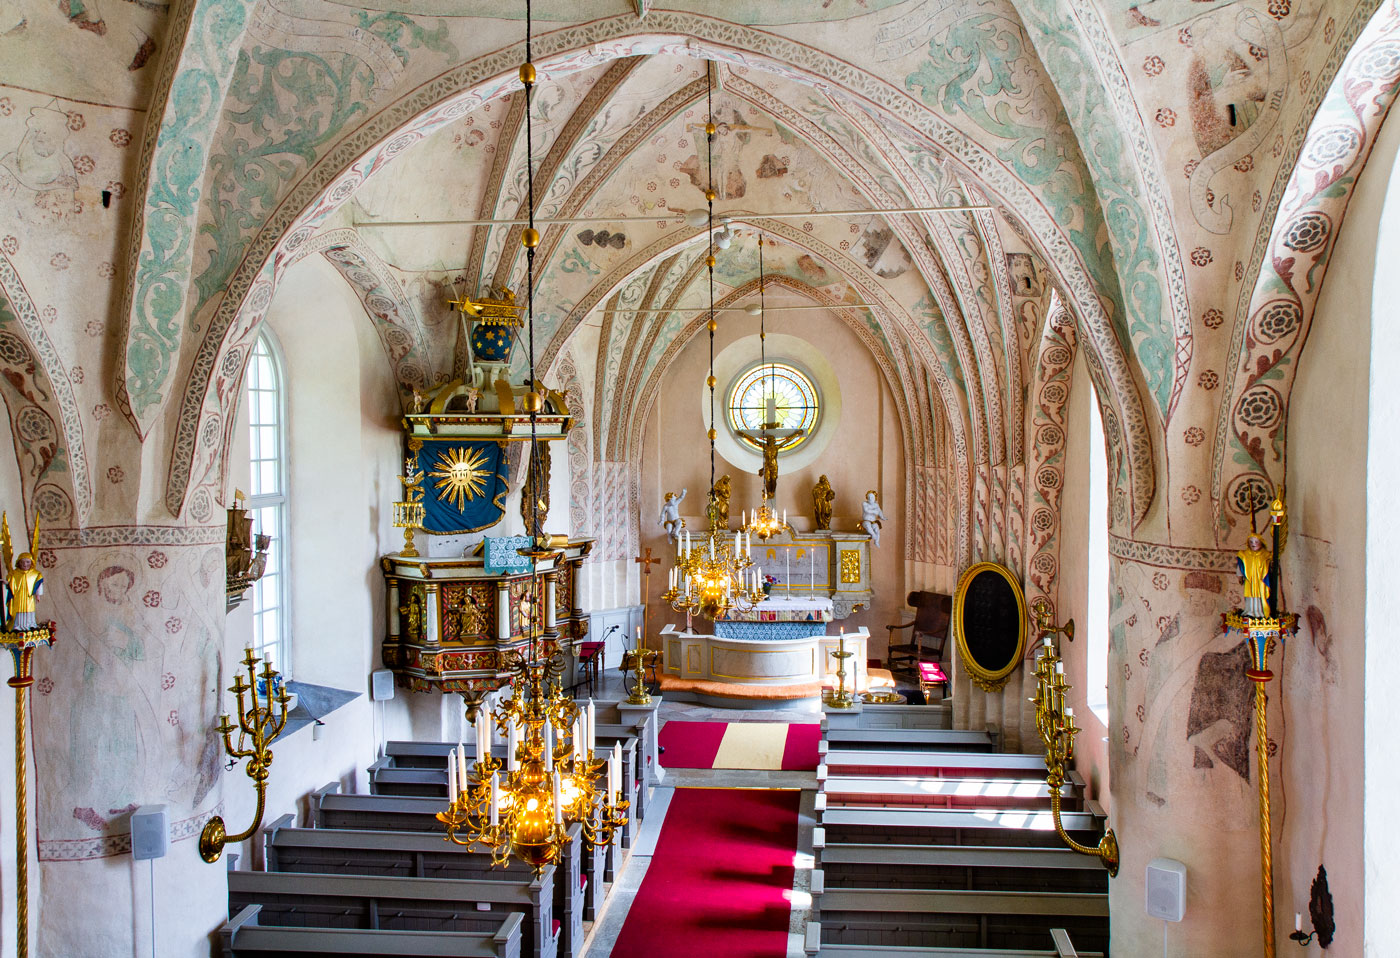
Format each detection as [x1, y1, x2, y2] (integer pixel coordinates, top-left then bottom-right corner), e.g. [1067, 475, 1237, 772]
[743, 236, 789, 543]
[436, 0, 627, 872]
[661, 64, 763, 624]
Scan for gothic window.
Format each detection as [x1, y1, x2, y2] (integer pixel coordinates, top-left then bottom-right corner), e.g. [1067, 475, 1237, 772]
[726, 362, 820, 453]
[245, 330, 290, 675]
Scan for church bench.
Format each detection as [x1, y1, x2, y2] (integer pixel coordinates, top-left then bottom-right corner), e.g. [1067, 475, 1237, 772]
[263, 815, 584, 958]
[313, 785, 608, 923]
[589, 700, 661, 786]
[816, 776, 1083, 813]
[822, 703, 954, 731]
[806, 925, 1102, 957]
[811, 843, 1107, 897]
[819, 751, 1057, 780]
[810, 887, 1109, 954]
[821, 728, 995, 752]
[814, 804, 1108, 854]
[220, 903, 522, 958]
[226, 869, 558, 958]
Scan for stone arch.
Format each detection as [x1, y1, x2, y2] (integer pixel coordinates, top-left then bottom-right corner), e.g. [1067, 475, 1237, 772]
[157, 13, 1156, 528]
[1213, 0, 1400, 541]
[0, 254, 91, 526]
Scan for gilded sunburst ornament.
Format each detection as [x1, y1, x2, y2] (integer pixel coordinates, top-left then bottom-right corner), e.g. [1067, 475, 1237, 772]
[430, 446, 492, 510]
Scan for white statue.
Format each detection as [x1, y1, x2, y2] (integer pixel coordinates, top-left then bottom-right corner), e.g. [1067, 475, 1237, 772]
[659, 489, 687, 543]
[860, 490, 885, 547]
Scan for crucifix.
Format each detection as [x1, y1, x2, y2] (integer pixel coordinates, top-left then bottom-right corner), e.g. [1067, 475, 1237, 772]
[738, 395, 805, 501]
[634, 547, 661, 650]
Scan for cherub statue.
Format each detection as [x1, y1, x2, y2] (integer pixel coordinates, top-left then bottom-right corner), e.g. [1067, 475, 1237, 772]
[464, 386, 481, 414]
[410, 388, 425, 413]
[859, 490, 885, 547]
[659, 488, 687, 543]
[1, 512, 44, 632]
[812, 474, 835, 530]
[711, 475, 732, 529]
[1237, 532, 1272, 618]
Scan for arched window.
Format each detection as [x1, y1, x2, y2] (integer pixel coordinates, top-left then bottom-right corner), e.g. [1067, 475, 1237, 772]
[726, 362, 820, 452]
[1086, 391, 1109, 722]
[245, 331, 290, 674]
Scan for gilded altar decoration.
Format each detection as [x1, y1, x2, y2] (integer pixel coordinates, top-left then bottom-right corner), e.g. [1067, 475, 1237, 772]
[710, 474, 731, 529]
[839, 549, 861, 584]
[225, 490, 272, 613]
[393, 454, 426, 557]
[1, 509, 55, 958]
[200, 647, 290, 863]
[431, 444, 494, 510]
[812, 474, 835, 531]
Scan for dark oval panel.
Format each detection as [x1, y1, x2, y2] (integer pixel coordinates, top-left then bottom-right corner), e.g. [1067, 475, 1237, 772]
[961, 569, 1021, 674]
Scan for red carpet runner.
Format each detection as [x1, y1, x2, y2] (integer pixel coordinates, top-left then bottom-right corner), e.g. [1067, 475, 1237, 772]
[608, 787, 800, 958]
[659, 721, 821, 770]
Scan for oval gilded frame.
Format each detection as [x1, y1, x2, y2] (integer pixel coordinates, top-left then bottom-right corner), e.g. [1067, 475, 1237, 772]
[951, 561, 1028, 692]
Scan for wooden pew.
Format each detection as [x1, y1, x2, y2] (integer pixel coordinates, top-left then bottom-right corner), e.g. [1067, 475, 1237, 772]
[815, 804, 1109, 855]
[313, 785, 607, 925]
[807, 929, 1102, 957]
[589, 700, 660, 786]
[813, 843, 1108, 895]
[226, 869, 559, 958]
[220, 903, 522, 958]
[817, 776, 1083, 813]
[263, 814, 585, 958]
[819, 749, 1054, 780]
[810, 886, 1109, 953]
[822, 702, 954, 731]
[822, 727, 995, 753]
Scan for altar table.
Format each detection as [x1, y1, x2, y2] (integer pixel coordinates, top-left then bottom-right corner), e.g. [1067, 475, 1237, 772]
[713, 596, 833, 640]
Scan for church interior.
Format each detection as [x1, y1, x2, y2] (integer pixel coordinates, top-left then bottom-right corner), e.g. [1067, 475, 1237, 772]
[0, 0, 1396, 955]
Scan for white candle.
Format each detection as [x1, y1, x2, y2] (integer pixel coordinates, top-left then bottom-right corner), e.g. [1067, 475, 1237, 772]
[457, 745, 468, 792]
[544, 721, 554, 771]
[447, 748, 459, 802]
[1295, 913, 1302, 932]
[573, 718, 583, 762]
[613, 742, 622, 795]
[489, 772, 499, 826]
[606, 757, 616, 799]
[507, 720, 519, 772]
[552, 771, 563, 824]
[587, 700, 596, 753]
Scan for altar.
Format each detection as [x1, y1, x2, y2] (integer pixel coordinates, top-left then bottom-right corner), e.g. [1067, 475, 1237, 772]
[659, 623, 868, 701]
[713, 595, 833, 640]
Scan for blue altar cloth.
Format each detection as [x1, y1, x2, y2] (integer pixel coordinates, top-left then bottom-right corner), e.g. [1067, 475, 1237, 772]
[712, 621, 828, 641]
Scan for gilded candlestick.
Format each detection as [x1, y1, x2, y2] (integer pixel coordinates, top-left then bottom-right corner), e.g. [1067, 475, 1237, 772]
[200, 647, 290, 863]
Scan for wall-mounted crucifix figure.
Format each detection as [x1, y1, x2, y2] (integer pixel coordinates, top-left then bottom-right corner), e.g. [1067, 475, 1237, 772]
[738, 396, 804, 501]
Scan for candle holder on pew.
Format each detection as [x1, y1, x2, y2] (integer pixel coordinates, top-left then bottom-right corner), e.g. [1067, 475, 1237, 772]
[824, 630, 857, 709]
[1030, 628, 1119, 877]
[199, 647, 290, 863]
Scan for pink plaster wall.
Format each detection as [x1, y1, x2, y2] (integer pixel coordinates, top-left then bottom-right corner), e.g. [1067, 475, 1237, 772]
[638, 303, 906, 659]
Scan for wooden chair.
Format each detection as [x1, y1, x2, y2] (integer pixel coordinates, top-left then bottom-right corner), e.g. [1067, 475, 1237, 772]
[886, 591, 952, 673]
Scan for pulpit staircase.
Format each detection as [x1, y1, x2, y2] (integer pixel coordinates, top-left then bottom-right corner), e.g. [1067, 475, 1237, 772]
[806, 705, 1109, 957]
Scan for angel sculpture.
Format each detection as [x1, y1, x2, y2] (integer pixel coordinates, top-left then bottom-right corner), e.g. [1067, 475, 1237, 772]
[659, 489, 687, 543]
[859, 491, 885, 548]
[1, 512, 43, 632]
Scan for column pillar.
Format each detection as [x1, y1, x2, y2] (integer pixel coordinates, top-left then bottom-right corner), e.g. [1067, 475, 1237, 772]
[496, 582, 511, 641]
[35, 527, 227, 957]
[544, 572, 558, 630]
[423, 582, 440, 646]
[387, 578, 400, 639]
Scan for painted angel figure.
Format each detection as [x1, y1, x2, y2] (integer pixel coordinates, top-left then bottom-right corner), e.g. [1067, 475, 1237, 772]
[859, 491, 885, 547]
[659, 489, 687, 543]
[1, 512, 43, 632]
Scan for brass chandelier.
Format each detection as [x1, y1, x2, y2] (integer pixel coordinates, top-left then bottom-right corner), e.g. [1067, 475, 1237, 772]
[661, 64, 763, 623]
[436, 0, 627, 872]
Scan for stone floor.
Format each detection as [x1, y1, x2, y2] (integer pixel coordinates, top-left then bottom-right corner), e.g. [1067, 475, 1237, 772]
[580, 671, 819, 958]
